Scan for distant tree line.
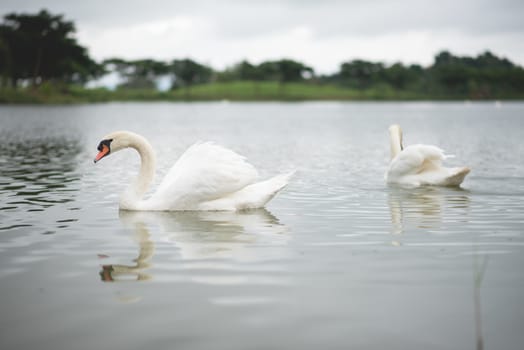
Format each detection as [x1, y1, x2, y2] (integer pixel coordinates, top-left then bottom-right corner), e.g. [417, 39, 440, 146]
[322, 51, 524, 98]
[1, 9, 524, 99]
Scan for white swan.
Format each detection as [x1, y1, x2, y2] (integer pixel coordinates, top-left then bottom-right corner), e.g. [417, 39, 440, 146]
[385, 124, 470, 187]
[94, 131, 293, 211]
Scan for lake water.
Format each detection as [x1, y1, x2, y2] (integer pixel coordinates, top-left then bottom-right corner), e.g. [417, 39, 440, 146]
[1, 101, 523, 350]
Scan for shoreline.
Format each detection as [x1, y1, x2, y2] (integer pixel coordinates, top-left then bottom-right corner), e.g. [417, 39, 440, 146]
[1, 81, 523, 104]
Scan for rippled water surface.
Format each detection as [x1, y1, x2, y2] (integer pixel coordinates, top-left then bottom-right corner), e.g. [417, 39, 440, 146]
[1, 102, 524, 350]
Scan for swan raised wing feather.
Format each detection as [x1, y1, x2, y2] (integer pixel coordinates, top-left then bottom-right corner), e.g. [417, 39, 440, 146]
[388, 144, 446, 177]
[149, 142, 259, 209]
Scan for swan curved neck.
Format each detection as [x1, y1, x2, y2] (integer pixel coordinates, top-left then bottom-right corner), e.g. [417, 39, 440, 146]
[389, 126, 403, 160]
[123, 134, 156, 204]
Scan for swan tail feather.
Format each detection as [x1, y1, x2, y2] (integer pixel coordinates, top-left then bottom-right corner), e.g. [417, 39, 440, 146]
[237, 171, 295, 210]
[443, 167, 470, 186]
[198, 171, 295, 211]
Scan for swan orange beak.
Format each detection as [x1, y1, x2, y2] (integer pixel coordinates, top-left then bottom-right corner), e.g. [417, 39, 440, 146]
[94, 144, 110, 163]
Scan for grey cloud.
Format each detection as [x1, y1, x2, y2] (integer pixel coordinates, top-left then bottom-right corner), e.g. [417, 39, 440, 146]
[1, 0, 523, 68]
[214, 0, 524, 38]
[1, 0, 523, 36]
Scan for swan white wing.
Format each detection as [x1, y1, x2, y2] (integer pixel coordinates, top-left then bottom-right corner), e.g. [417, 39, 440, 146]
[198, 171, 295, 211]
[388, 144, 446, 178]
[149, 142, 259, 209]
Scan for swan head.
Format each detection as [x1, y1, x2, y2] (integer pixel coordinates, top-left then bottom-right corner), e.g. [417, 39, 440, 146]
[93, 131, 140, 163]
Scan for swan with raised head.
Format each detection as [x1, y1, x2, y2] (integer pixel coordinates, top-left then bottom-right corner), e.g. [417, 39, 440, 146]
[385, 124, 470, 187]
[94, 131, 293, 211]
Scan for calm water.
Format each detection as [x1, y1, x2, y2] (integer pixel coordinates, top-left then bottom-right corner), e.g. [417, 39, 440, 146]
[1, 102, 524, 350]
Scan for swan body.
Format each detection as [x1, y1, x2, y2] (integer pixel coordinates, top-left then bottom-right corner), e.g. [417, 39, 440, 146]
[94, 131, 293, 211]
[385, 125, 470, 187]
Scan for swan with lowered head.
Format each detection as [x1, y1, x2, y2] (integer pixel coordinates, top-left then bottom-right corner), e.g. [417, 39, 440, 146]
[385, 124, 470, 187]
[94, 131, 293, 211]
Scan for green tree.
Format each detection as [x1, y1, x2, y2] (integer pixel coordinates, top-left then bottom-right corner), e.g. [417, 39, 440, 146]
[254, 59, 314, 83]
[216, 60, 264, 82]
[104, 58, 170, 89]
[0, 9, 102, 87]
[236, 60, 263, 80]
[170, 58, 213, 90]
[383, 63, 424, 90]
[276, 59, 314, 83]
[428, 50, 524, 97]
[0, 36, 11, 86]
[338, 60, 384, 89]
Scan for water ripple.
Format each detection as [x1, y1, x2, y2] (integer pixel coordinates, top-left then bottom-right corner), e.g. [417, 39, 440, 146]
[1, 103, 524, 350]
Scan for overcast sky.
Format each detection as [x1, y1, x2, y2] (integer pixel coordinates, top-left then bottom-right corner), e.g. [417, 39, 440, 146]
[1, 0, 523, 73]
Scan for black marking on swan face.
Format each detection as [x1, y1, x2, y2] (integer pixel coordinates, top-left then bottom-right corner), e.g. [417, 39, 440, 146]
[97, 139, 113, 152]
[94, 138, 114, 163]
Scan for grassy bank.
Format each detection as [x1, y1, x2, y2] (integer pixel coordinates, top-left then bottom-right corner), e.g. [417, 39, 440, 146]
[1, 81, 522, 104]
[168, 81, 429, 100]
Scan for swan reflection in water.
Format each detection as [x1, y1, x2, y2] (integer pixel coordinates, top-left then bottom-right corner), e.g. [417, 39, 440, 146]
[387, 186, 470, 236]
[99, 209, 288, 282]
[387, 186, 487, 349]
[99, 217, 155, 282]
